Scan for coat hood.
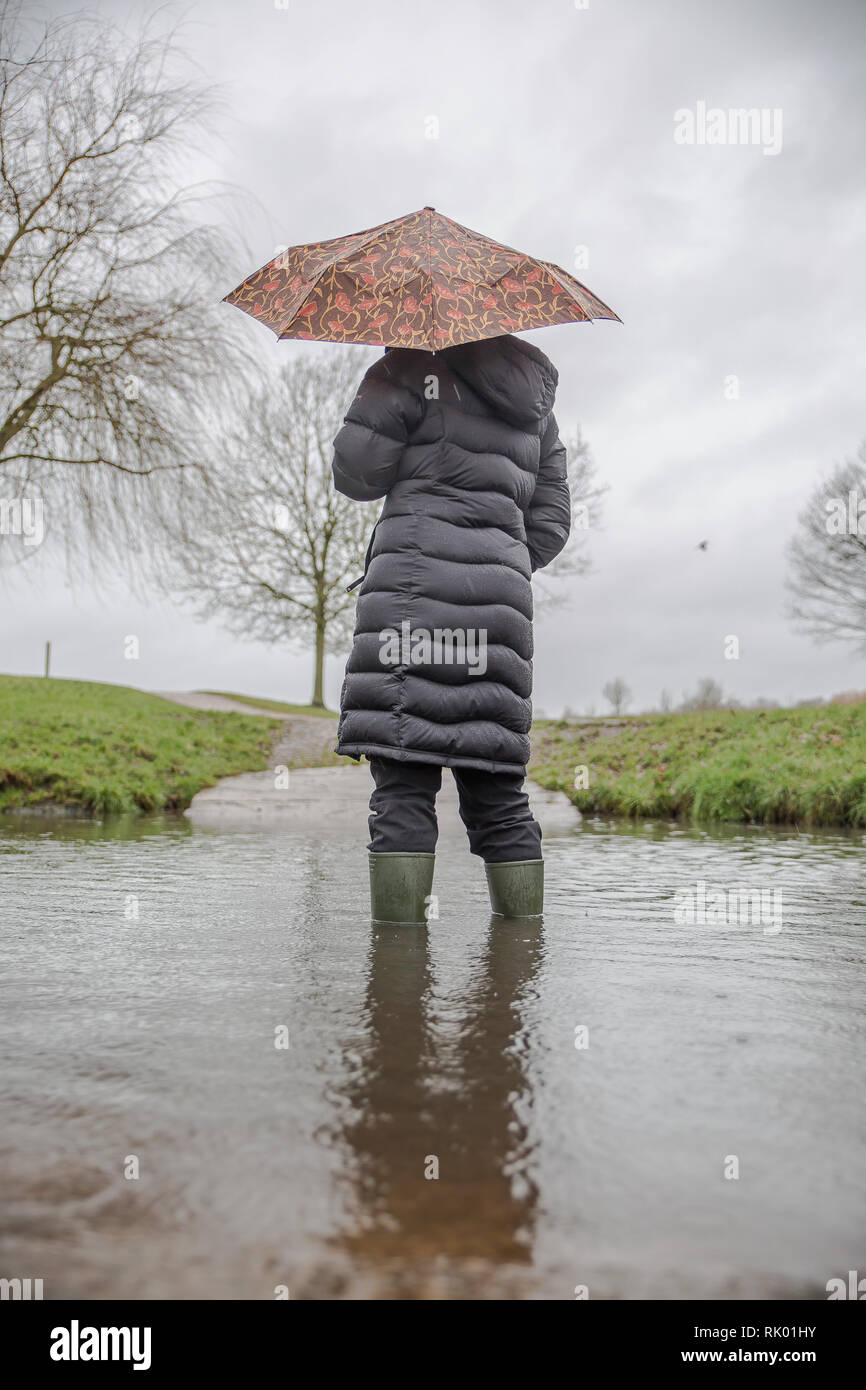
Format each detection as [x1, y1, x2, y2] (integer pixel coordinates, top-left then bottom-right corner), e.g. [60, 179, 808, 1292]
[441, 334, 558, 426]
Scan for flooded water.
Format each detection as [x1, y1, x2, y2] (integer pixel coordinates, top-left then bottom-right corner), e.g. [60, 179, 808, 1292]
[1, 803, 864, 1300]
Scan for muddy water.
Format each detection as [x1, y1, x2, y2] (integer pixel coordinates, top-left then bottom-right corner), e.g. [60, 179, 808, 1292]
[0, 809, 863, 1299]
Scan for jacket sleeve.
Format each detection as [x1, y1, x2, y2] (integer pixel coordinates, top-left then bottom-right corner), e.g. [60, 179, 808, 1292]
[525, 412, 571, 571]
[332, 353, 424, 501]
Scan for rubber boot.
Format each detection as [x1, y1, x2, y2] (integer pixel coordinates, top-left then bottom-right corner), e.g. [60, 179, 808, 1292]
[485, 858, 544, 919]
[369, 852, 435, 925]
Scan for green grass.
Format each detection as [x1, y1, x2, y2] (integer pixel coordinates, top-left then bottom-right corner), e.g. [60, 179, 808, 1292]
[529, 703, 866, 828]
[0, 676, 283, 815]
[201, 691, 336, 717]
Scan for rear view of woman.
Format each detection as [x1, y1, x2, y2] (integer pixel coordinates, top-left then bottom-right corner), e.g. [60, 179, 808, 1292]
[332, 333, 570, 924]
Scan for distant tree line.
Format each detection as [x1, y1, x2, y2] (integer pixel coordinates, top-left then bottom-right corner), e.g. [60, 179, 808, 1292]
[552, 677, 866, 721]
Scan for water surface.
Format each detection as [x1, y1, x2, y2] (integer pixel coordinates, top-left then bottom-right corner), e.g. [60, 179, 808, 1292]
[1, 808, 863, 1299]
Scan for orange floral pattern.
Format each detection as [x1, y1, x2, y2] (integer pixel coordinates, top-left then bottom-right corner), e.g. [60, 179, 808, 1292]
[224, 206, 620, 349]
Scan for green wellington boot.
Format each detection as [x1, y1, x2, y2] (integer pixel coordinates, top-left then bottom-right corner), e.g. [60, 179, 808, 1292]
[368, 852, 436, 925]
[485, 859, 544, 919]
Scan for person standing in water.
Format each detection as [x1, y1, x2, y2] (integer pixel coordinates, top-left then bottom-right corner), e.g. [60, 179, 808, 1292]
[332, 334, 570, 924]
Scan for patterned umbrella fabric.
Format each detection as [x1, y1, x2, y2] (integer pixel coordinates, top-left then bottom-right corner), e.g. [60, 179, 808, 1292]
[223, 206, 620, 350]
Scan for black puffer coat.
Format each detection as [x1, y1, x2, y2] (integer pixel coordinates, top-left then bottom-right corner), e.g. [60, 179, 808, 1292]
[332, 334, 570, 775]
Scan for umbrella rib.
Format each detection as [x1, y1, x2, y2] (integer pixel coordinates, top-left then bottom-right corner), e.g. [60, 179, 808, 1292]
[427, 208, 435, 351]
[313, 215, 399, 274]
[278, 215, 403, 338]
[542, 260, 621, 322]
[546, 262, 590, 321]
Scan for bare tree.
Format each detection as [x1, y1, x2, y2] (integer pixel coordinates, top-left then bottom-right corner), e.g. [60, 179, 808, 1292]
[680, 677, 727, 712]
[0, 2, 245, 574]
[533, 425, 606, 607]
[602, 676, 631, 715]
[787, 442, 866, 651]
[162, 348, 377, 708]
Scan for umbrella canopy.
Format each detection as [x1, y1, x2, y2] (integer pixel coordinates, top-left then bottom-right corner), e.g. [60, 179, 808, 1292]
[223, 206, 620, 350]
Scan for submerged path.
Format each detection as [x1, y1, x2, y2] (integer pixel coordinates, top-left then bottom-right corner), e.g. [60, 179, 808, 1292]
[149, 689, 578, 832]
[185, 761, 578, 833]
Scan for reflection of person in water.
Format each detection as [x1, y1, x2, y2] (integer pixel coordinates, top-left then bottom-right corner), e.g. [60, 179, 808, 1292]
[331, 917, 545, 1285]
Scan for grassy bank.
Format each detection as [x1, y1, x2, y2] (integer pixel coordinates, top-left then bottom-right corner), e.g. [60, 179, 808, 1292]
[530, 703, 866, 828]
[4, 675, 864, 828]
[0, 676, 282, 815]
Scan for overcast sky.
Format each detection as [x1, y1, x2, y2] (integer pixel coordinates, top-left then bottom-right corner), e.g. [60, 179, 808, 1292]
[4, 0, 866, 713]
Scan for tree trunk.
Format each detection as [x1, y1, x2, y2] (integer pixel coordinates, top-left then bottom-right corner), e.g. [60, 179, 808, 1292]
[311, 602, 326, 709]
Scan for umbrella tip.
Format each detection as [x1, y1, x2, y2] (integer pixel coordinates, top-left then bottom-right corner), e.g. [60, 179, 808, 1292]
[424, 205, 435, 211]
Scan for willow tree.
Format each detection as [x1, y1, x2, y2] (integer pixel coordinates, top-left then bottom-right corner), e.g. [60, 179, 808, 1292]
[163, 348, 377, 709]
[0, 1, 244, 573]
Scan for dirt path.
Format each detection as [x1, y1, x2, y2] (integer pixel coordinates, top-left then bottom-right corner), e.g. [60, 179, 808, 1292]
[152, 689, 292, 718]
[149, 690, 341, 768]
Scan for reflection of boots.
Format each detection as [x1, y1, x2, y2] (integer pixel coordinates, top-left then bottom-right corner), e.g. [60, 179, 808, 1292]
[485, 859, 544, 919]
[369, 852, 435, 925]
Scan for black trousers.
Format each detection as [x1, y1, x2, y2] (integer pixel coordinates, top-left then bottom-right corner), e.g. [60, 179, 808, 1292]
[367, 757, 542, 862]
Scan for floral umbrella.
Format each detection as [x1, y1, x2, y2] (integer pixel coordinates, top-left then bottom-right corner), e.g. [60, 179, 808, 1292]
[223, 206, 620, 350]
